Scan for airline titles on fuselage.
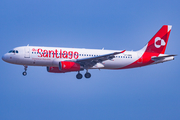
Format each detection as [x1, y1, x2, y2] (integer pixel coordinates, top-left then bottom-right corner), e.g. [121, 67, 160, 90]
[33, 48, 79, 59]
[31, 48, 133, 60]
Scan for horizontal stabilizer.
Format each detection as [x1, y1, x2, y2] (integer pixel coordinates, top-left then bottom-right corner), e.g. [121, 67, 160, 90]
[151, 54, 176, 61]
[151, 54, 176, 64]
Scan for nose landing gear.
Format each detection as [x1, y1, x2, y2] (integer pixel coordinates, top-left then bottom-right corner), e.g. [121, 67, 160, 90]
[22, 66, 28, 76]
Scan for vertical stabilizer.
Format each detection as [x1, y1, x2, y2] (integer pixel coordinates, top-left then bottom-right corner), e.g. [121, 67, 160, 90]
[144, 25, 172, 54]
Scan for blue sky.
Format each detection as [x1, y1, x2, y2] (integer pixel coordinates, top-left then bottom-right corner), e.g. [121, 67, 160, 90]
[0, 0, 180, 120]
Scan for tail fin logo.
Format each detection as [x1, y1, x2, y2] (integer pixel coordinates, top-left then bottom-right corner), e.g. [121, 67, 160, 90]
[154, 37, 166, 48]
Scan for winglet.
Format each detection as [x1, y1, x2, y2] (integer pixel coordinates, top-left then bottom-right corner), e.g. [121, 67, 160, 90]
[121, 50, 126, 53]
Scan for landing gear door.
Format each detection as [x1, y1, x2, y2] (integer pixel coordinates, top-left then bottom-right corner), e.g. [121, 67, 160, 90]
[24, 47, 30, 58]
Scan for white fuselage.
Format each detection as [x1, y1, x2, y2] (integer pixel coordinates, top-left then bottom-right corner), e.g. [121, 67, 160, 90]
[2, 46, 140, 69]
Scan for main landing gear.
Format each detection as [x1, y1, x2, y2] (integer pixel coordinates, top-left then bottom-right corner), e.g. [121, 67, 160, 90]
[76, 72, 83, 79]
[22, 65, 28, 76]
[76, 70, 91, 79]
[85, 72, 91, 78]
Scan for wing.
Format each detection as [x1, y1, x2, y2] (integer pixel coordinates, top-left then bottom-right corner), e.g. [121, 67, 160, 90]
[73, 50, 126, 69]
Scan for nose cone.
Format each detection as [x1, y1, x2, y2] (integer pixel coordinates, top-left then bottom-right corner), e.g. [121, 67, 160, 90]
[2, 54, 8, 62]
[2, 55, 5, 61]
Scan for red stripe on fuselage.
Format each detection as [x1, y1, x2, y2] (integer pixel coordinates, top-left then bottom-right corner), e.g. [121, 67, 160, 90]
[119, 52, 159, 69]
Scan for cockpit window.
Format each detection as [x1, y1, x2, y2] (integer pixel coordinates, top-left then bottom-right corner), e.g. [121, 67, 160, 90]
[8, 50, 13, 53]
[8, 50, 18, 53]
[8, 50, 14, 53]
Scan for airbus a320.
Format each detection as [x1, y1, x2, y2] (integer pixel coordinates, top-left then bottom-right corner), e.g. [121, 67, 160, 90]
[2, 25, 175, 79]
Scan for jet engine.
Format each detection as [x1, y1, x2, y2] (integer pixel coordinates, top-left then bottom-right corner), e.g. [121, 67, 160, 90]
[47, 61, 81, 73]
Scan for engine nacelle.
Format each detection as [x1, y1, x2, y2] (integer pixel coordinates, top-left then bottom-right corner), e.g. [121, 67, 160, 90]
[59, 61, 81, 71]
[47, 66, 65, 73]
[47, 61, 81, 73]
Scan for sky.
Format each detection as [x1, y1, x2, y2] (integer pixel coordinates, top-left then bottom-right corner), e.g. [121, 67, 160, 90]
[0, 0, 180, 120]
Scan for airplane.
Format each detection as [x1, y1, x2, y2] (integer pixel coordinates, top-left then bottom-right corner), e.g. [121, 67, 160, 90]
[2, 25, 176, 79]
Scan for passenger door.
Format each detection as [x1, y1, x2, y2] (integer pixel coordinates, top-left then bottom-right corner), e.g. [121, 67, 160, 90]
[24, 47, 30, 58]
